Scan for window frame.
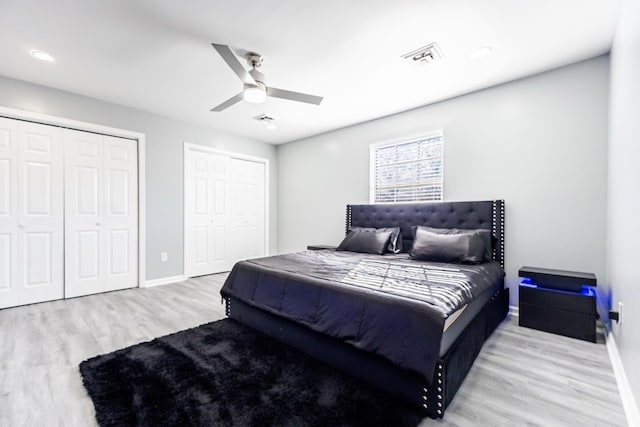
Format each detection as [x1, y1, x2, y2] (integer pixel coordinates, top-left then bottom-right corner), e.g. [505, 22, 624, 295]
[369, 130, 444, 204]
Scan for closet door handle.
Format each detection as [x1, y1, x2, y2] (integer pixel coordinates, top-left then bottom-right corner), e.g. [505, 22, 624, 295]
[96, 222, 101, 226]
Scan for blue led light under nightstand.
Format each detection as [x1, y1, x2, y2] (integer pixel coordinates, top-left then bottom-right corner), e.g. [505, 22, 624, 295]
[519, 277, 596, 297]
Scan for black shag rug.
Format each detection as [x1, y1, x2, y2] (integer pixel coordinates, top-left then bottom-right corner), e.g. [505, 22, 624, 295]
[79, 319, 424, 427]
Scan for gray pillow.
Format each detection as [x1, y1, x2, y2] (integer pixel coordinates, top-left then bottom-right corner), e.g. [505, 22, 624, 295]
[410, 226, 486, 264]
[349, 226, 403, 253]
[412, 226, 493, 261]
[337, 228, 394, 255]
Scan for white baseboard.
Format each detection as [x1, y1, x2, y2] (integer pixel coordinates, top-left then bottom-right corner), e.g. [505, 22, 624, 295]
[142, 275, 187, 288]
[606, 332, 640, 427]
[509, 305, 519, 317]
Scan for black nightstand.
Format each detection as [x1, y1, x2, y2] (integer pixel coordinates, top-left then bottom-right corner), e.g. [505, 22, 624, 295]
[518, 266, 597, 343]
[307, 245, 337, 250]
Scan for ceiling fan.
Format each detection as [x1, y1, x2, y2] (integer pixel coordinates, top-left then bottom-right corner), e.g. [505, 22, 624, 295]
[210, 43, 323, 112]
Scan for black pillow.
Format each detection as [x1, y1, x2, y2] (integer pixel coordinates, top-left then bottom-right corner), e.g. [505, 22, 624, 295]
[411, 226, 493, 261]
[410, 226, 486, 264]
[337, 228, 394, 255]
[349, 226, 403, 253]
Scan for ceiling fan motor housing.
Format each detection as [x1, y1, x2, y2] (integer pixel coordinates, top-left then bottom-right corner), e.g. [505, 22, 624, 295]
[246, 52, 264, 68]
[245, 56, 266, 103]
[249, 67, 265, 85]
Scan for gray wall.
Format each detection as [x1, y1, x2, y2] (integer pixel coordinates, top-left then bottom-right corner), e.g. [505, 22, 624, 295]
[607, 0, 640, 410]
[278, 56, 610, 304]
[0, 75, 277, 281]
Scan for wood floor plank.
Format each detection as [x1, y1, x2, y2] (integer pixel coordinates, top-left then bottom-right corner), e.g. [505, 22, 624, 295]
[0, 275, 627, 426]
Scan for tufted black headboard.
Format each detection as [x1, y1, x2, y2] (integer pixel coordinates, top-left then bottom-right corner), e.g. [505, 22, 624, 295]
[346, 200, 505, 268]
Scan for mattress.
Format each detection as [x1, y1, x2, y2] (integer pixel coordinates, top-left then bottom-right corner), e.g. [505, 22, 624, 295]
[439, 280, 501, 356]
[221, 249, 504, 382]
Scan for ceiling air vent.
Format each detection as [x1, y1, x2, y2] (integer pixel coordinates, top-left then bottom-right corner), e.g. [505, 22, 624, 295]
[402, 43, 444, 64]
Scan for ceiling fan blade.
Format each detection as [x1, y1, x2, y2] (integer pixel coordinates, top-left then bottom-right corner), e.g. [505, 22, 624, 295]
[211, 43, 256, 85]
[267, 87, 323, 105]
[210, 92, 244, 112]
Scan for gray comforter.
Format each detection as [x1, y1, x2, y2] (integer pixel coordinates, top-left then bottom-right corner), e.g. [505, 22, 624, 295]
[220, 250, 504, 382]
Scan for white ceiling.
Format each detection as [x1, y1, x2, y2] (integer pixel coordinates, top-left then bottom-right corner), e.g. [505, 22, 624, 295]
[0, 0, 620, 145]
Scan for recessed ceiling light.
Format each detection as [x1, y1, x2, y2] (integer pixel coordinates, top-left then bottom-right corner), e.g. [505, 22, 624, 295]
[470, 46, 492, 60]
[30, 50, 55, 62]
[266, 123, 277, 131]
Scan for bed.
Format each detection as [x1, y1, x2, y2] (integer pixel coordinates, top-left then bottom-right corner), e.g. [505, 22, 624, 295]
[221, 200, 508, 419]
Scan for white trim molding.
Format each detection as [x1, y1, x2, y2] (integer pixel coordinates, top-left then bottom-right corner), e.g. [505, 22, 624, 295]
[143, 275, 187, 288]
[509, 305, 519, 317]
[606, 332, 640, 427]
[0, 105, 144, 140]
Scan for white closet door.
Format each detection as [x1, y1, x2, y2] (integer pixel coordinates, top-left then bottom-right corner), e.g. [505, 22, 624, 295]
[0, 118, 19, 308]
[65, 131, 138, 297]
[64, 130, 104, 297]
[17, 122, 64, 305]
[230, 159, 265, 261]
[209, 154, 231, 272]
[185, 150, 231, 277]
[103, 135, 138, 292]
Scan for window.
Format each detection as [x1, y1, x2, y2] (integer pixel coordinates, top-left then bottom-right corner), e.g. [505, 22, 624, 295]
[370, 132, 444, 203]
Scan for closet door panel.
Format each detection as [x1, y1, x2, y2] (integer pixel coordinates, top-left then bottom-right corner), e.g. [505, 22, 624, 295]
[0, 233, 12, 290]
[107, 229, 130, 275]
[103, 136, 137, 291]
[186, 151, 214, 277]
[0, 118, 18, 308]
[185, 150, 230, 277]
[24, 161, 52, 214]
[64, 130, 104, 297]
[65, 131, 138, 297]
[77, 166, 99, 214]
[0, 159, 11, 216]
[17, 122, 63, 305]
[230, 159, 265, 262]
[210, 155, 230, 270]
[23, 232, 52, 286]
[77, 230, 100, 280]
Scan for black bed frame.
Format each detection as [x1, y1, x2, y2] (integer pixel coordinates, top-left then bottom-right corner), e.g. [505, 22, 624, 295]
[225, 200, 508, 419]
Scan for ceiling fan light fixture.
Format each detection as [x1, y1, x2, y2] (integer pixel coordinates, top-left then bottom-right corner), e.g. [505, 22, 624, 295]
[243, 84, 267, 103]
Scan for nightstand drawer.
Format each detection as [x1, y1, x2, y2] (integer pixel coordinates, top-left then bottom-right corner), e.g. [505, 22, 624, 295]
[520, 302, 596, 342]
[519, 285, 595, 315]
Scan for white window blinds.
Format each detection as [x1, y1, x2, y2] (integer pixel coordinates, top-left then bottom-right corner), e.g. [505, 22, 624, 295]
[370, 133, 444, 203]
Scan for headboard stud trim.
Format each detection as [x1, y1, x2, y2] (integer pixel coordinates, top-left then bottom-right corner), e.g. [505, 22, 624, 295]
[491, 200, 505, 269]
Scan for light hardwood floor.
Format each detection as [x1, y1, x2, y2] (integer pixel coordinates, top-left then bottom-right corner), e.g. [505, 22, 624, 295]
[0, 275, 627, 427]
